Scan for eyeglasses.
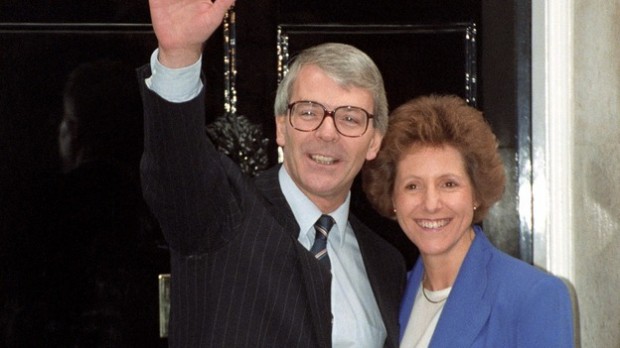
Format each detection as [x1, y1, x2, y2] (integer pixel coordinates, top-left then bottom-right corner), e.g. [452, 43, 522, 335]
[287, 100, 374, 138]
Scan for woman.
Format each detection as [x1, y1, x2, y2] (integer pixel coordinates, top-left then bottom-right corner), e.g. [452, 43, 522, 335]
[363, 95, 574, 347]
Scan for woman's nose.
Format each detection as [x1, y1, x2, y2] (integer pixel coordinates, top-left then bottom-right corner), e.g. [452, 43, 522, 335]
[423, 187, 442, 212]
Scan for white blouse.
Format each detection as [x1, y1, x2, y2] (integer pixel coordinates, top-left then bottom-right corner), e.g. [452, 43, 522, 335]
[400, 284, 452, 348]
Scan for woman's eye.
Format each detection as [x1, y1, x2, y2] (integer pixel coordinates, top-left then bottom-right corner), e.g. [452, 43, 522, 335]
[405, 183, 417, 190]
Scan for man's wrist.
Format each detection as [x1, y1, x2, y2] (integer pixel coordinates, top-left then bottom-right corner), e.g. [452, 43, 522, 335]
[146, 48, 203, 103]
[157, 46, 203, 69]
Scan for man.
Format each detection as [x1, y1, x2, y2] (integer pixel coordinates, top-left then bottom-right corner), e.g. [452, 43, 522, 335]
[139, 0, 405, 347]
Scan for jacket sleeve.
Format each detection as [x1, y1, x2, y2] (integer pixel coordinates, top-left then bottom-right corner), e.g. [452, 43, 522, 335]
[137, 65, 238, 256]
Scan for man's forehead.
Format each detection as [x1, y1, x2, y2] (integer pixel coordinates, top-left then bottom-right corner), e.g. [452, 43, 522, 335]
[292, 68, 374, 110]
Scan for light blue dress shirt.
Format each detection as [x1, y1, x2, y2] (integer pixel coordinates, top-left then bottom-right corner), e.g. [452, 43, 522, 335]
[146, 49, 386, 347]
[278, 167, 386, 348]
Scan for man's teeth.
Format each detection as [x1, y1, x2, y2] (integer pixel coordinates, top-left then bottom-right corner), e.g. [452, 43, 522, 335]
[312, 155, 335, 164]
[418, 220, 449, 229]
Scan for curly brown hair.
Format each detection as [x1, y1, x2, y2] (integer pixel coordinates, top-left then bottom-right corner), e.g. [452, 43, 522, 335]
[362, 95, 505, 224]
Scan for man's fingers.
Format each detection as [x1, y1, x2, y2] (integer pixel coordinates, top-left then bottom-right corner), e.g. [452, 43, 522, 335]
[211, 0, 236, 19]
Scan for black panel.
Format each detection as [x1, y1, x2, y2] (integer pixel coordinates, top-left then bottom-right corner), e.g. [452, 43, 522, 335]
[0, 24, 225, 182]
[1, 25, 154, 180]
[278, 24, 477, 109]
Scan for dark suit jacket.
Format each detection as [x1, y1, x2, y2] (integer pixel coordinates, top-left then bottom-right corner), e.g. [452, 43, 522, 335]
[399, 225, 574, 347]
[138, 66, 405, 348]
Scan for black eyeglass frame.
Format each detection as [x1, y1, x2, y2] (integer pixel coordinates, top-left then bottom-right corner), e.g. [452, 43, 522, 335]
[286, 100, 375, 138]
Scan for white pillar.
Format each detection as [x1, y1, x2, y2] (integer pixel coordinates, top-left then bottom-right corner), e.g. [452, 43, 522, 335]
[531, 0, 574, 281]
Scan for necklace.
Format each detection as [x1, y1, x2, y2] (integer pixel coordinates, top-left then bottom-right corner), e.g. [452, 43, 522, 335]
[421, 273, 449, 304]
[422, 285, 448, 304]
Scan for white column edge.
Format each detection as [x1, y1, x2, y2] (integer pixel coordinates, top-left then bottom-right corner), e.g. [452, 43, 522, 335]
[531, 0, 575, 281]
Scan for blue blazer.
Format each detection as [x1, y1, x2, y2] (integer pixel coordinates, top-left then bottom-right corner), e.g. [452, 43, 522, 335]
[399, 225, 574, 347]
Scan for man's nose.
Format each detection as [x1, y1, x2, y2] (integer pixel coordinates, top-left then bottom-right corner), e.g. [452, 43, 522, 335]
[315, 112, 339, 141]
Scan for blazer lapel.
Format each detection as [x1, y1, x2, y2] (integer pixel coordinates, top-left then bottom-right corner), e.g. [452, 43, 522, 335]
[254, 165, 333, 348]
[295, 243, 334, 347]
[253, 165, 298, 235]
[430, 229, 492, 347]
[351, 216, 401, 348]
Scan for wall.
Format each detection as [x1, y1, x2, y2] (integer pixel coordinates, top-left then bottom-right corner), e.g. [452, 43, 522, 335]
[573, 0, 620, 346]
[533, 1, 620, 347]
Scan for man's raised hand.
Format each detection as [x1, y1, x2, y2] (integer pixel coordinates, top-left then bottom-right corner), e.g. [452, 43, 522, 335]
[149, 0, 235, 68]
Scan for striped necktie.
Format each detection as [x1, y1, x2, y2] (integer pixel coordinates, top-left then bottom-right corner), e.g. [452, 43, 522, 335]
[309, 214, 335, 268]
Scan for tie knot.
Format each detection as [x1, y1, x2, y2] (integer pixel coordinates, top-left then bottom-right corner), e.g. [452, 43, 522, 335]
[314, 214, 335, 238]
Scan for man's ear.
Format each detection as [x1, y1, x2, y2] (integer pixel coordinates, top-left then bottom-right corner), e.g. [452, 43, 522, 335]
[365, 131, 383, 161]
[275, 114, 287, 147]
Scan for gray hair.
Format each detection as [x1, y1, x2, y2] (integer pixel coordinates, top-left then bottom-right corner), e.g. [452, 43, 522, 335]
[273, 42, 388, 134]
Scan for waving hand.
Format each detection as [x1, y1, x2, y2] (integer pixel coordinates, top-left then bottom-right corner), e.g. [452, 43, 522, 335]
[149, 0, 235, 68]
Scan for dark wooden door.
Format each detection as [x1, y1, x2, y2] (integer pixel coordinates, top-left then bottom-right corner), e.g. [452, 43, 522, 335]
[0, 0, 531, 344]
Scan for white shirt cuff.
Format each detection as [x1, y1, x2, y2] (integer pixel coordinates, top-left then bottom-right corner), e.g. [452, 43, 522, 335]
[145, 48, 203, 102]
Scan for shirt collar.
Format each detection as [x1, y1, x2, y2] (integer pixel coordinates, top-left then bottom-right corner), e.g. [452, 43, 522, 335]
[278, 166, 350, 247]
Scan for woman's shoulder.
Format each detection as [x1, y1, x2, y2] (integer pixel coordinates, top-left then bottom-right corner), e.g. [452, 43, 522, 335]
[485, 242, 568, 297]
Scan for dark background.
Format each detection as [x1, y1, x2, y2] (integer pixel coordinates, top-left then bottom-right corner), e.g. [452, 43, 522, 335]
[0, 0, 531, 346]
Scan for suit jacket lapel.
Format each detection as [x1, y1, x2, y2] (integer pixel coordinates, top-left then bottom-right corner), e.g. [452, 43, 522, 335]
[254, 165, 332, 348]
[430, 228, 492, 347]
[253, 165, 298, 235]
[294, 243, 333, 347]
[351, 215, 401, 348]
